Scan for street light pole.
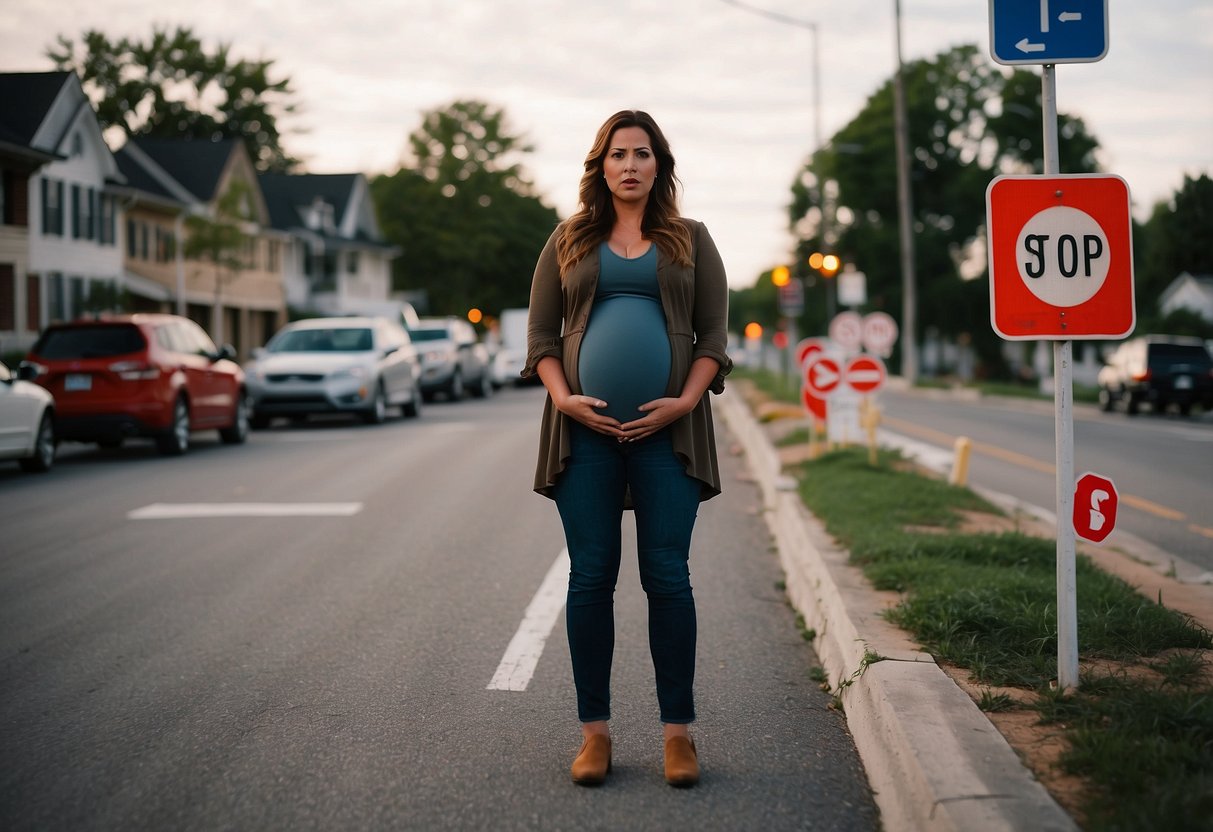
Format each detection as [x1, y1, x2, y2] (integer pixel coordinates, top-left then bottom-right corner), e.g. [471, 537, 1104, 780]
[892, 0, 918, 384]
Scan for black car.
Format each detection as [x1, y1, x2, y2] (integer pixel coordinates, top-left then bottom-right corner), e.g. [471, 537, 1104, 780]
[1097, 335, 1213, 416]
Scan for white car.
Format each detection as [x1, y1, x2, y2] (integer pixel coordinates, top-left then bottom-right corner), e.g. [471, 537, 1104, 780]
[245, 317, 423, 428]
[0, 360, 56, 472]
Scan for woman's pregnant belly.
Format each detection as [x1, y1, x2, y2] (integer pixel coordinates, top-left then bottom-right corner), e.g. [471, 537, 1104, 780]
[578, 295, 671, 423]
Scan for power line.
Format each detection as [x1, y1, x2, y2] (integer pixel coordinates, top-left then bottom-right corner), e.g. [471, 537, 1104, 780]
[716, 0, 818, 31]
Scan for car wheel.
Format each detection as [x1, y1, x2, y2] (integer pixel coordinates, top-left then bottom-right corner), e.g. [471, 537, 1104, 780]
[220, 392, 250, 444]
[1178, 402, 1192, 417]
[402, 388, 423, 418]
[19, 411, 56, 473]
[448, 370, 464, 401]
[1125, 393, 1140, 416]
[473, 371, 493, 398]
[1098, 387, 1114, 412]
[156, 397, 190, 455]
[363, 382, 387, 424]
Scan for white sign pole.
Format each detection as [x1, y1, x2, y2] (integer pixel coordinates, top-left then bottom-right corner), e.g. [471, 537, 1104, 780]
[1043, 63, 1080, 691]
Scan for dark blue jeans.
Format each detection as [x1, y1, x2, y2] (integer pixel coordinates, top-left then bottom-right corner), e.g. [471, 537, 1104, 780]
[553, 422, 701, 724]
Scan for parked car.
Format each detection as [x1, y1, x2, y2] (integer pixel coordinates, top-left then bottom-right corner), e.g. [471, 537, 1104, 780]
[1097, 334, 1213, 416]
[408, 317, 493, 400]
[21, 314, 248, 455]
[489, 307, 532, 388]
[245, 316, 421, 427]
[0, 359, 56, 472]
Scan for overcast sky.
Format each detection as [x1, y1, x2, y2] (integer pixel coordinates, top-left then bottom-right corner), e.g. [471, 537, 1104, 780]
[4, 0, 1210, 289]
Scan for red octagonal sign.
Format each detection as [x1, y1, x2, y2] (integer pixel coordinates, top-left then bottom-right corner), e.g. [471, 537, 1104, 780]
[987, 174, 1135, 340]
[1073, 472, 1118, 544]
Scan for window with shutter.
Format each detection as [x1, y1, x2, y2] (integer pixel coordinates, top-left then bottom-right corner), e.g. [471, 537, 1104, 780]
[71, 184, 81, 239]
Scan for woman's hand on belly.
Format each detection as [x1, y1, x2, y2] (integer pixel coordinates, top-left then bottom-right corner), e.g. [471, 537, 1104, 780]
[559, 393, 626, 438]
[615, 396, 693, 442]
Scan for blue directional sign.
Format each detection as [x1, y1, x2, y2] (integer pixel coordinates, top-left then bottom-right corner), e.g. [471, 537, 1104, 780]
[989, 0, 1108, 65]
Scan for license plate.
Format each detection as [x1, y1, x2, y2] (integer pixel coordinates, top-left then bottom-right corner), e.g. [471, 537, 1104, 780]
[1175, 375, 1192, 390]
[64, 373, 92, 391]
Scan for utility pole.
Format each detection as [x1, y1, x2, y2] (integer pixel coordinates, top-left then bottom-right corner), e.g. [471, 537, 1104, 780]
[892, 0, 918, 383]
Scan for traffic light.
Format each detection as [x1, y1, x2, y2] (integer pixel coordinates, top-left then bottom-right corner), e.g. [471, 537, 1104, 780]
[467, 308, 483, 324]
[771, 265, 791, 287]
[809, 252, 840, 278]
[744, 322, 763, 339]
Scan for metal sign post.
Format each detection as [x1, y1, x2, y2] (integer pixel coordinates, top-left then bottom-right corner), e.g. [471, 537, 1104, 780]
[987, 1, 1126, 692]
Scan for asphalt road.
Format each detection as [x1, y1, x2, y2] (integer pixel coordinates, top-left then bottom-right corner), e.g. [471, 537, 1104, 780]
[877, 387, 1213, 573]
[0, 386, 879, 831]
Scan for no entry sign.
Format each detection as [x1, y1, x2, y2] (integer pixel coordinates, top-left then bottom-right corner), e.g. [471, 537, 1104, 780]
[987, 174, 1134, 340]
[845, 355, 886, 394]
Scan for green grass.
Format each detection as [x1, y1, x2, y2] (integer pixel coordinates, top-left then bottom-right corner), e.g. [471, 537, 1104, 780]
[787, 443, 1212, 828]
[731, 365, 800, 405]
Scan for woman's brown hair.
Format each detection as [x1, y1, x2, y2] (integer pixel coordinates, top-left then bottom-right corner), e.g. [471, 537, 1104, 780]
[556, 110, 694, 277]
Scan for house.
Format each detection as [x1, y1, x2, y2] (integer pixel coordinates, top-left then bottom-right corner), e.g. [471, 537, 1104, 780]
[0, 71, 125, 354]
[258, 173, 400, 318]
[113, 136, 286, 357]
[1159, 272, 1213, 323]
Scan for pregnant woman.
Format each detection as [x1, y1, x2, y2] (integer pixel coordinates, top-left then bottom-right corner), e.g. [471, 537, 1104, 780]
[523, 110, 731, 788]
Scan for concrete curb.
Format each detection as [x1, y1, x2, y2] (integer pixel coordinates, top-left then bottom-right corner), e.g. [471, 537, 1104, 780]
[716, 389, 1078, 832]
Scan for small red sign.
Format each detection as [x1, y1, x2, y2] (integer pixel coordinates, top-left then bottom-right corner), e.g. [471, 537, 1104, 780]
[801, 386, 827, 421]
[1073, 472, 1118, 544]
[795, 337, 827, 369]
[845, 355, 886, 394]
[804, 356, 842, 398]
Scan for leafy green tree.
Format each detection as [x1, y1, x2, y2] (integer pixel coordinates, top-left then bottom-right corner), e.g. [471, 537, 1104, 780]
[780, 44, 1100, 376]
[371, 100, 558, 319]
[1133, 174, 1213, 323]
[184, 180, 253, 343]
[48, 26, 297, 171]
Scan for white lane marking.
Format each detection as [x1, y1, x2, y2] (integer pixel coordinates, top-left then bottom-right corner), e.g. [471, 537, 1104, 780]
[128, 503, 363, 519]
[487, 548, 570, 692]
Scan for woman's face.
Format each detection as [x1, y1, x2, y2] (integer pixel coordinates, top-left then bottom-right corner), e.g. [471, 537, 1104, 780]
[602, 126, 657, 206]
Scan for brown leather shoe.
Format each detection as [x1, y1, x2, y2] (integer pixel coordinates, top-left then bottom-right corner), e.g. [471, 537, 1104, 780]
[570, 734, 612, 785]
[664, 736, 699, 787]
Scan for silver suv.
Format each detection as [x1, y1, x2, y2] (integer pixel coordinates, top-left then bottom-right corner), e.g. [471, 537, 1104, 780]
[408, 317, 493, 401]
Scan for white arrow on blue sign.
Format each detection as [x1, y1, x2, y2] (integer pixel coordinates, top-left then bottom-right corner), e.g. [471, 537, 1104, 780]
[989, 0, 1108, 65]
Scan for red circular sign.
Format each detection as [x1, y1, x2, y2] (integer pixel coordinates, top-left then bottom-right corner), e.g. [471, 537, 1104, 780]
[796, 337, 827, 369]
[1073, 472, 1118, 544]
[845, 355, 886, 393]
[804, 356, 842, 398]
[801, 385, 827, 421]
[987, 175, 1135, 340]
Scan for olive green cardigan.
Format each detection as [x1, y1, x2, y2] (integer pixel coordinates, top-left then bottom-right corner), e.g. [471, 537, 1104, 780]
[522, 218, 733, 501]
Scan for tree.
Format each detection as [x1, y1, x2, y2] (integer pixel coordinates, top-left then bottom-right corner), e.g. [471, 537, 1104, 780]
[371, 100, 559, 318]
[48, 26, 297, 172]
[184, 180, 253, 343]
[1133, 174, 1213, 323]
[781, 44, 1101, 376]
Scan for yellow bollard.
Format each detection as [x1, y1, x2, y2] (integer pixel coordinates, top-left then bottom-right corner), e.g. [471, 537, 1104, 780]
[862, 398, 881, 466]
[950, 436, 972, 486]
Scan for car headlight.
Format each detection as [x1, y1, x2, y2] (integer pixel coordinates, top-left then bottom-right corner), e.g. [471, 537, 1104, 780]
[329, 365, 369, 381]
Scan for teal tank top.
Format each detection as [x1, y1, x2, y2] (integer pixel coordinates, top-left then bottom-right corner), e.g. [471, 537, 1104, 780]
[578, 243, 671, 422]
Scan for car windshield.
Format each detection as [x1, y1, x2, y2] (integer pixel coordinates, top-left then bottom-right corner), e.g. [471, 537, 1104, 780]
[268, 327, 373, 353]
[1150, 344, 1212, 366]
[408, 328, 449, 342]
[32, 325, 146, 359]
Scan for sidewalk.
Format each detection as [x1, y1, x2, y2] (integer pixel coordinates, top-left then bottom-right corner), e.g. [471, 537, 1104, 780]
[716, 387, 1079, 832]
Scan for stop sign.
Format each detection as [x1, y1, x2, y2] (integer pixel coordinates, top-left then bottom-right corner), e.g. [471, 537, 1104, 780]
[1073, 472, 1118, 544]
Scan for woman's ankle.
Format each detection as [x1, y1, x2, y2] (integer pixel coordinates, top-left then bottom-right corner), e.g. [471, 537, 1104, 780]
[582, 720, 610, 739]
[662, 722, 690, 741]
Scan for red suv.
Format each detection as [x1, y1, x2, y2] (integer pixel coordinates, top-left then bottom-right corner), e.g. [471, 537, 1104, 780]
[22, 314, 249, 455]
